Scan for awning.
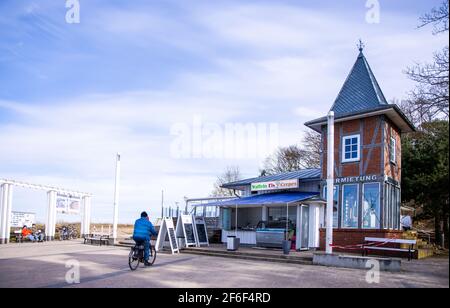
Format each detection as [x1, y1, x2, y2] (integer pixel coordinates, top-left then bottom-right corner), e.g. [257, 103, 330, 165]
[204, 192, 320, 207]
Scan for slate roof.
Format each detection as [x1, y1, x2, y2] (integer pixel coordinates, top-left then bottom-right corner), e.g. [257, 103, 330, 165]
[330, 50, 388, 115]
[304, 49, 415, 133]
[221, 168, 321, 189]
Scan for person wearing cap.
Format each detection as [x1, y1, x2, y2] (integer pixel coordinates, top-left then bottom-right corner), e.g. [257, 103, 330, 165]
[132, 211, 158, 266]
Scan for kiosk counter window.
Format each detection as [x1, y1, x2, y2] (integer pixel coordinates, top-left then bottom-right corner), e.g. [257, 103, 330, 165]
[268, 206, 297, 229]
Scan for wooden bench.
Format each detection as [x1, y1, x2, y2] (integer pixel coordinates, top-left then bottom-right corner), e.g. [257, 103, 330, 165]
[83, 234, 110, 246]
[11, 230, 23, 243]
[363, 237, 417, 261]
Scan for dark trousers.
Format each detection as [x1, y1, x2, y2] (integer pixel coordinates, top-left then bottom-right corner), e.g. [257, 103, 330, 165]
[133, 237, 151, 261]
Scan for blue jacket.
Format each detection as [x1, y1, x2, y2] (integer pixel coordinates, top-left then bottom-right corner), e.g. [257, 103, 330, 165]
[133, 217, 157, 241]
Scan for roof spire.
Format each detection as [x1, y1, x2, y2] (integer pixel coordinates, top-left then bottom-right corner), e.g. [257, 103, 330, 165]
[357, 39, 365, 53]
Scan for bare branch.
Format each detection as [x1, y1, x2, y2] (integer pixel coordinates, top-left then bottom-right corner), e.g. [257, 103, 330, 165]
[211, 166, 242, 197]
[405, 46, 449, 119]
[418, 0, 449, 35]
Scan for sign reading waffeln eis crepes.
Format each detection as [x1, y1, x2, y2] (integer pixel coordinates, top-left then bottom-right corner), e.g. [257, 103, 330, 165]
[251, 179, 299, 191]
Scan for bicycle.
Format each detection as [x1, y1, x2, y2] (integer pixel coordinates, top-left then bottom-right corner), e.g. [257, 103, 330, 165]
[128, 241, 156, 270]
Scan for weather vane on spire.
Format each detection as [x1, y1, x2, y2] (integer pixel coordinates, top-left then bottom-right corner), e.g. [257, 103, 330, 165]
[357, 39, 365, 52]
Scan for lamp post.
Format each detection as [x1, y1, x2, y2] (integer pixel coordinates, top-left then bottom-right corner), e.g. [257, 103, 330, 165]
[326, 111, 335, 254]
[112, 153, 121, 243]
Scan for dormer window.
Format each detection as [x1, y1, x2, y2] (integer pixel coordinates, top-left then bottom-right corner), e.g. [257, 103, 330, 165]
[342, 134, 360, 163]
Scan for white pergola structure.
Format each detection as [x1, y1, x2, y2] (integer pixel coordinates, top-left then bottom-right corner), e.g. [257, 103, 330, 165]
[0, 179, 92, 244]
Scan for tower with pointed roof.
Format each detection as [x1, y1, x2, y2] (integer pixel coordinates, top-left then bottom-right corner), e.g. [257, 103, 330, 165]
[305, 45, 415, 248]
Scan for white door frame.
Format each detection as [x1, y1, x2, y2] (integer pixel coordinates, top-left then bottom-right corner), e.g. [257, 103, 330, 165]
[296, 204, 310, 251]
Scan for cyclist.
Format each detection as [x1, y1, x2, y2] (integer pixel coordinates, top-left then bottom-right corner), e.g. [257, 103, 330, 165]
[132, 211, 158, 266]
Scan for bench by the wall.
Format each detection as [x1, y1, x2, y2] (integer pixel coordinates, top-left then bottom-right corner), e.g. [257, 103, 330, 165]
[83, 234, 110, 246]
[363, 237, 417, 261]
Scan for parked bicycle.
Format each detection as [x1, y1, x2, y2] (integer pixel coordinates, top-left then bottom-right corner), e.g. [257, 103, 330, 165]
[58, 225, 78, 240]
[128, 241, 157, 270]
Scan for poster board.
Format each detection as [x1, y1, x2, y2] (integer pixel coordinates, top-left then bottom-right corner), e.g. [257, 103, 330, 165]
[176, 214, 198, 248]
[155, 218, 179, 254]
[67, 197, 81, 214]
[56, 194, 81, 215]
[10, 212, 35, 228]
[194, 216, 209, 246]
[56, 194, 68, 213]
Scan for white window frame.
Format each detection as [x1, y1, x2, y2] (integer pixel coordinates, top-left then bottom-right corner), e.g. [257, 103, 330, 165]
[390, 136, 396, 164]
[342, 134, 360, 163]
[341, 183, 359, 229]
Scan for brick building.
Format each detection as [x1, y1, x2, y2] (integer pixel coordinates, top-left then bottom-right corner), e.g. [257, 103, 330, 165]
[305, 47, 415, 250]
[201, 47, 415, 252]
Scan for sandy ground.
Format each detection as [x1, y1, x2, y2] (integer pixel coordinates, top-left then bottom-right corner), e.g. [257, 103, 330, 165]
[0, 240, 448, 288]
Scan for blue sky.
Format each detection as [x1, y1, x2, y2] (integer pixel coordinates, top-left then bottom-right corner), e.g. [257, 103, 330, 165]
[0, 0, 447, 224]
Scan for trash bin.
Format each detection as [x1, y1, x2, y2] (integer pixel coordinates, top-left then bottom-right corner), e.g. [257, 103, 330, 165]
[282, 240, 291, 255]
[227, 235, 240, 251]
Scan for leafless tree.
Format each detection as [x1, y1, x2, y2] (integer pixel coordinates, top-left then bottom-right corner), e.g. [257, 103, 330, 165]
[211, 166, 242, 197]
[418, 0, 449, 34]
[261, 129, 321, 176]
[406, 1, 449, 119]
[406, 48, 449, 118]
[302, 130, 321, 168]
[262, 145, 307, 175]
[394, 98, 435, 127]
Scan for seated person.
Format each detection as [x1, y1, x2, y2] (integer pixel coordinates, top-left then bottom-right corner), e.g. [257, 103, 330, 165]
[31, 224, 45, 242]
[21, 225, 35, 242]
[132, 211, 158, 266]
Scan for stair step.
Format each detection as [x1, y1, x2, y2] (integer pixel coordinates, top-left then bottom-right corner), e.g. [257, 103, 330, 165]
[416, 248, 435, 259]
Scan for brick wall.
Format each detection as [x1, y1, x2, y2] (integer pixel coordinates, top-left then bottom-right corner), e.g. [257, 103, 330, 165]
[384, 119, 402, 182]
[319, 228, 405, 256]
[321, 115, 385, 179]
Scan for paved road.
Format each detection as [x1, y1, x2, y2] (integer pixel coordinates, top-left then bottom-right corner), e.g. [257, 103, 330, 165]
[0, 241, 448, 288]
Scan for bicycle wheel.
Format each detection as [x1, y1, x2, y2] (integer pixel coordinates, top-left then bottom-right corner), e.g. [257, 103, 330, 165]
[148, 245, 157, 265]
[128, 248, 140, 270]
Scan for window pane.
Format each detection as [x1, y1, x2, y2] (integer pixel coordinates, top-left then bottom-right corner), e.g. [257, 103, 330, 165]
[268, 206, 296, 227]
[363, 183, 380, 229]
[343, 135, 360, 162]
[324, 186, 339, 228]
[342, 184, 359, 228]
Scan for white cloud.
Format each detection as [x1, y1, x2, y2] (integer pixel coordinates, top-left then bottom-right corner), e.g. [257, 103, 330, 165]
[1, 0, 447, 224]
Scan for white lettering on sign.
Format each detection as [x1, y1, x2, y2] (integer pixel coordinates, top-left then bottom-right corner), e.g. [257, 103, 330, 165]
[251, 179, 298, 191]
[334, 175, 378, 184]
